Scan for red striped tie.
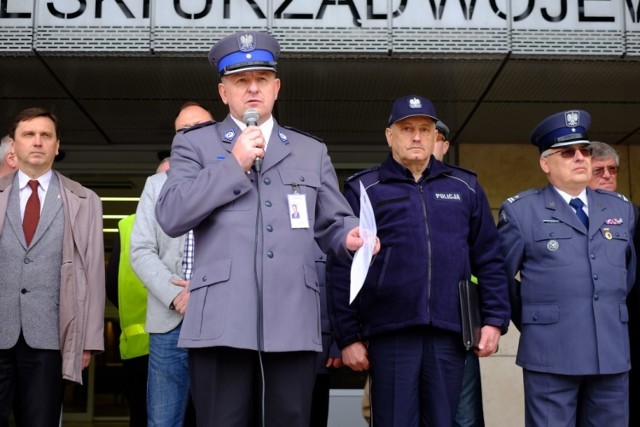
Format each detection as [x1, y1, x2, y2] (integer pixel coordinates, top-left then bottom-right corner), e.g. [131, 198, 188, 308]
[23, 180, 40, 246]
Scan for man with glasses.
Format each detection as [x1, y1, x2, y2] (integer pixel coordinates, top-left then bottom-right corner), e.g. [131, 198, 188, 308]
[588, 141, 639, 221]
[498, 110, 636, 426]
[588, 141, 620, 192]
[587, 141, 640, 427]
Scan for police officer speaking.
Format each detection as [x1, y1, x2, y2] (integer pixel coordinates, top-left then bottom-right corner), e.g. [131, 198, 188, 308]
[154, 31, 379, 427]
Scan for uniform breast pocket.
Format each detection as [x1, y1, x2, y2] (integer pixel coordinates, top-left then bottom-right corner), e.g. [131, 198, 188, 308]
[278, 168, 321, 218]
[532, 224, 574, 267]
[601, 226, 630, 267]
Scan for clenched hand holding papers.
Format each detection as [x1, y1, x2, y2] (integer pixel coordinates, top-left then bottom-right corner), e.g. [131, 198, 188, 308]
[350, 181, 377, 304]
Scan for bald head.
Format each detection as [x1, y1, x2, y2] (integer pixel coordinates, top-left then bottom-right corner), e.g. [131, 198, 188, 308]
[174, 104, 213, 132]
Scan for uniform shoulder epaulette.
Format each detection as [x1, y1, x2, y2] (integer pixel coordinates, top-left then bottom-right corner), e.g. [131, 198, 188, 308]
[594, 188, 630, 203]
[506, 188, 538, 204]
[181, 120, 215, 133]
[442, 162, 477, 177]
[282, 125, 324, 143]
[345, 166, 379, 183]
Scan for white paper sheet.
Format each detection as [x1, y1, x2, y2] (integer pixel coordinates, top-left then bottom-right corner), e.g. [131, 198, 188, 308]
[350, 181, 377, 304]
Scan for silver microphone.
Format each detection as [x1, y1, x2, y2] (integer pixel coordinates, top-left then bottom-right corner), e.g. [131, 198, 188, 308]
[243, 108, 261, 172]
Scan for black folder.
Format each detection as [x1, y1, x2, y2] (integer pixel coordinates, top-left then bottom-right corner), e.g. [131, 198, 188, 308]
[459, 279, 482, 350]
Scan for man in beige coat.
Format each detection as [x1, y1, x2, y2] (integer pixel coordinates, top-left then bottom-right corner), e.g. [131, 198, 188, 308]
[0, 107, 105, 427]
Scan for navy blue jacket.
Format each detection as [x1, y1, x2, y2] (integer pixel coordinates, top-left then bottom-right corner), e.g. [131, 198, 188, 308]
[327, 155, 510, 349]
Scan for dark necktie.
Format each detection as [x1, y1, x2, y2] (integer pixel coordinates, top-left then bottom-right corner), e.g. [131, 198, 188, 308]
[569, 197, 589, 229]
[23, 180, 40, 246]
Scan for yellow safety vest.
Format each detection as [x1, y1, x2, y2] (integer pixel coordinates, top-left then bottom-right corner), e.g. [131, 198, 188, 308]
[117, 214, 149, 360]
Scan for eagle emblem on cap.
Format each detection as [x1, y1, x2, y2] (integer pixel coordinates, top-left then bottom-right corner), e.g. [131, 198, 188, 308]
[409, 97, 422, 109]
[239, 34, 255, 52]
[564, 111, 579, 127]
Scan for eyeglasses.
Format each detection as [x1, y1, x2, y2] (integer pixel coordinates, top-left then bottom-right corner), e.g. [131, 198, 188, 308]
[592, 166, 619, 177]
[545, 147, 592, 159]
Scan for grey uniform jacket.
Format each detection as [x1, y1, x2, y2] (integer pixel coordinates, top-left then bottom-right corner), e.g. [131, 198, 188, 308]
[130, 172, 186, 334]
[498, 184, 636, 375]
[155, 116, 358, 352]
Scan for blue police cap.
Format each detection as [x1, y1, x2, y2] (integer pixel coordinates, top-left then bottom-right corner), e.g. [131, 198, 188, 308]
[435, 120, 450, 139]
[530, 110, 591, 153]
[208, 31, 280, 77]
[387, 95, 438, 127]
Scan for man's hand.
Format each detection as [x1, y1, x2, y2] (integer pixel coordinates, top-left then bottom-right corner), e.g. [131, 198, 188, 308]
[82, 350, 92, 369]
[475, 325, 501, 357]
[345, 226, 381, 254]
[231, 126, 265, 172]
[171, 278, 190, 315]
[325, 357, 344, 369]
[341, 341, 369, 371]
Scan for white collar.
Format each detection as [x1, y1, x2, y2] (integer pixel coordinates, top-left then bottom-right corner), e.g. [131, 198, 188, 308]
[18, 169, 53, 192]
[231, 115, 274, 150]
[554, 187, 588, 209]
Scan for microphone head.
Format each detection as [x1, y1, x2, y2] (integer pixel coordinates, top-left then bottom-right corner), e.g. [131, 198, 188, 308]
[243, 108, 260, 126]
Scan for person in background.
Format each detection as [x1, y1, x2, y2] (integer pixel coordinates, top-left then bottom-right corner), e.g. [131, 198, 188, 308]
[586, 140, 640, 427]
[173, 102, 215, 132]
[155, 31, 376, 426]
[310, 245, 343, 427]
[0, 136, 17, 177]
[587, 141, 639, 221]
[106, 214, 149, 427]
[635, 211, 640, 427]
[587, 141, 619, 193]
[434, 120, 451, 160]
[129, 103, 213, 427]
[0, 107, 105, 426]
[329, 95, 509, 427]
[434, 120, 485, 427]
[105, 157, 172, 427]
[498, 110, 636, 426]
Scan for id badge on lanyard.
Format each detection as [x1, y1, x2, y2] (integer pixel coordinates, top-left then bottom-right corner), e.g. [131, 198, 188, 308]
[288, 184, 309, 229]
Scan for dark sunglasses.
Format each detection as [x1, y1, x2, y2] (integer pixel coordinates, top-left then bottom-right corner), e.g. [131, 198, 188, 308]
[592, 166, 619, 177]
[546, 146, 592, 159]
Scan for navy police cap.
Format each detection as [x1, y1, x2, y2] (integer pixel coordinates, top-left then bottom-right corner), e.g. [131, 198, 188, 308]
[208, 31, 280, 77]
[388, 95, 438, 127]
[530, 110, 591, 153]
[435, 120, 450, 140]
